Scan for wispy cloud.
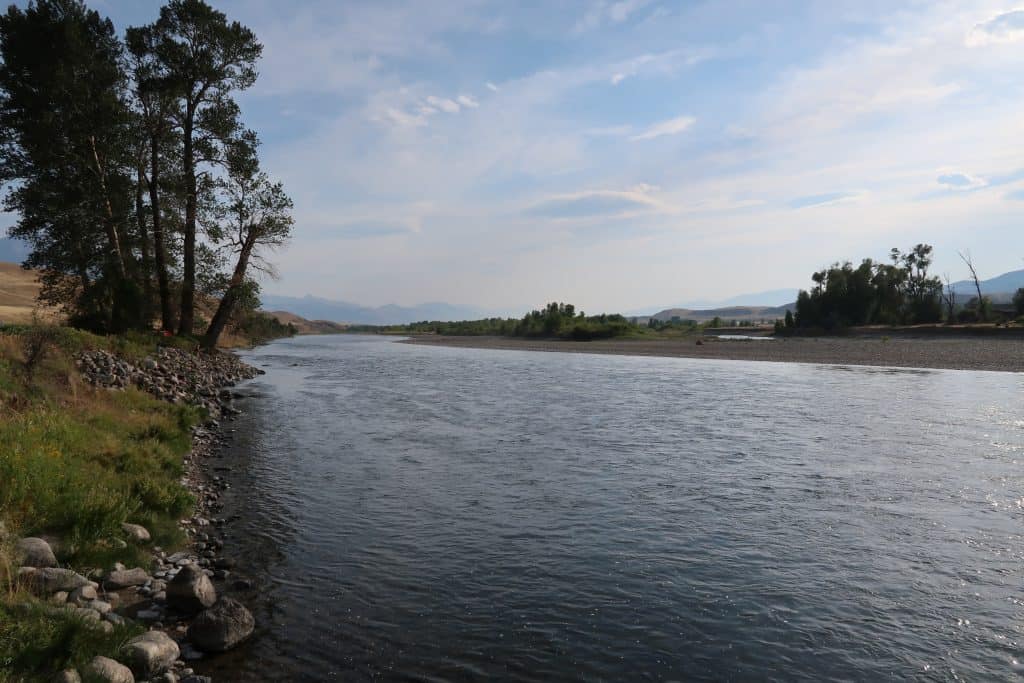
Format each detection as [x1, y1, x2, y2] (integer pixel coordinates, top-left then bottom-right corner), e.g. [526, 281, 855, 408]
[788, 191, 862, 209]
[936, 170, 986, 191]
[526, 185, 665, 219]
[629, 116, 695, 141]
[966, 9, 1024, 47]
[575, 0, 654, 33]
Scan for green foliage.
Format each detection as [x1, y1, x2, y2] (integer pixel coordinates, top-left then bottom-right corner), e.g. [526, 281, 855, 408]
[234, 310, 298, 345]
[1013, 288, 1024, 316]
[0, 600, 143, 679]
[363, 302, 641, 340]
[795, 244, 944, 329]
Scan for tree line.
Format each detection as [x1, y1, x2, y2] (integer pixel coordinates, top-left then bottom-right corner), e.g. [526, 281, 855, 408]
[792, 244, 1020, 329]
[0, 0, 293, 347]
[365, 302, 637, 340]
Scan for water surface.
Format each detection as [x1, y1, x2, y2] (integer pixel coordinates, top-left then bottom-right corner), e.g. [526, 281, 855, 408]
[201, 335, 1024, 681]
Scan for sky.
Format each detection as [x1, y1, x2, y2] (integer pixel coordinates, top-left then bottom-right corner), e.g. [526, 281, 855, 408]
[20, 1, 1024, 311]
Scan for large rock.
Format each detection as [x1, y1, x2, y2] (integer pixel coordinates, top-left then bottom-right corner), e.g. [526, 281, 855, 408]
[15, 537, 57, 568]
[68, 584, 97, 606]
[123, 631, 180, 678]
[166, 564, 216, 614]
[105, 567, 149, 590]
[121, 523, 151, 544]
[51, 670, 81, 683]
[24, 567, 89, 594]
[86, 656, 134, 683]
[187, 598, 254, 652]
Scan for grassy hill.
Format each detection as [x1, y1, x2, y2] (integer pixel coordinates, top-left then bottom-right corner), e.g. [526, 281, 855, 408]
[0, 262, 59, 324]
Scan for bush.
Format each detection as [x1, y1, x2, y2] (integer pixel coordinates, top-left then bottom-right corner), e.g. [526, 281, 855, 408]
[1014, 288, 1024, 316]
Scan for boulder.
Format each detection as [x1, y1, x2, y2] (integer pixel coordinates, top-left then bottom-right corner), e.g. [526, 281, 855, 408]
[51, 670, 81, 683]
[123, 631, 180, 678]
[187, 598, 254, 652]
[15, 537, 57, 568]
[86, 656, 134, 683]
[105, 567, 149, 590]
[68, 584, 97, 606]
[25, 567, 89, 594]
[121, 523, 151, 544]
[166, 564, 216, 614]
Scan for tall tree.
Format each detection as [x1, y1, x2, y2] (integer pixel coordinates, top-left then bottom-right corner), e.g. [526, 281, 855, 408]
[0, 0, 142, 330]
[202, 151, 293, 349]
[129, 0, 261, 336]
[126, 26, 181, 331]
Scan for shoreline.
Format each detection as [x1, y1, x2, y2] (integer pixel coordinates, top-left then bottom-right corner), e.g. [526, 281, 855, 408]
[402, 333, 1024, 373]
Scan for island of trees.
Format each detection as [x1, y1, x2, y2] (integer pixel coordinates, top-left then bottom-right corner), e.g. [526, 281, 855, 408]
[0, 0, 294, 347]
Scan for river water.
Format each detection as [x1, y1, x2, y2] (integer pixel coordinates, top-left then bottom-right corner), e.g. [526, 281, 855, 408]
[199, 334, 1024, 681]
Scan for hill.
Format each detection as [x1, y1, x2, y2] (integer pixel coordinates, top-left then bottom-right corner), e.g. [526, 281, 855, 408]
[0, 262, 59, 323]
[263, 310, 347, 335]
[259, 293, 491, 325]
[647, 303, 795, 323]
[949, 268, 1024, 302]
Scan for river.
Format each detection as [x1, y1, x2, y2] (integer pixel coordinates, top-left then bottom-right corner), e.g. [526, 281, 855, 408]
[198, 334, 1024, 681]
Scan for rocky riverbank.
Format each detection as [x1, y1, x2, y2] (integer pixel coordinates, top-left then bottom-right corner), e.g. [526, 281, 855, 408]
[9, 346, 264, 683]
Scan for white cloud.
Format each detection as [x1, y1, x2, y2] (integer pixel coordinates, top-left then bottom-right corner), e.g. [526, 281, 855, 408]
[936, 170, 987, 190]
[526, 185, 667, 220]
[485, 82, 499, 92]
[574, 0, 654, 33]
[457, 94, 480, 108]
[966, 9, 1024, 46]
[426, 95, 461, 113]
[629, 116, 696, 141]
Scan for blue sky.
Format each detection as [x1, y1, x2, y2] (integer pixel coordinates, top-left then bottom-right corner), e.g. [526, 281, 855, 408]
[14, 0, 1024, 310]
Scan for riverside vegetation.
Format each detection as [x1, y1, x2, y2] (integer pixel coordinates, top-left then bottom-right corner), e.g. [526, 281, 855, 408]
[0, 324, 263, 682]
[0, 0, 297, 680]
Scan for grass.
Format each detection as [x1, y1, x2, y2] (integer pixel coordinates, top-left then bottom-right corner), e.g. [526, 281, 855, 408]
[0, 326, 199, 681]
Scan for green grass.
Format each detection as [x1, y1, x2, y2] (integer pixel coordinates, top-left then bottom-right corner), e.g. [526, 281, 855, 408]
[0, 327, 199, 681]
[0, 599, 144, 681]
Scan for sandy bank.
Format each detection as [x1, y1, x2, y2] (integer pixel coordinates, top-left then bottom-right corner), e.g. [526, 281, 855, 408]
[403, 333, 1024, 373]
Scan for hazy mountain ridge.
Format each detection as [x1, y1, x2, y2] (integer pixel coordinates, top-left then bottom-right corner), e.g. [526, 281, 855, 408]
[259, 293, 492, 325]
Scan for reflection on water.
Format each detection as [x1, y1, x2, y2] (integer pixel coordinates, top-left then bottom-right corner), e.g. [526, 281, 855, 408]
[199, 335, 1024, 681]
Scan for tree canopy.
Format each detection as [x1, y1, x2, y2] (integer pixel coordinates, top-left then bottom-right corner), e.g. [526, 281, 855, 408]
[0, 0, 291, 345]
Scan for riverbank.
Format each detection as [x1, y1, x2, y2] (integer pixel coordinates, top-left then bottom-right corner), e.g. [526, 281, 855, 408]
[404, 332, 1024, 372]
[0, 327, 261, 682]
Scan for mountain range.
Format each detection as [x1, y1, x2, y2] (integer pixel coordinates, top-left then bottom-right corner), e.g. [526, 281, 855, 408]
[258, 293, 495, 326]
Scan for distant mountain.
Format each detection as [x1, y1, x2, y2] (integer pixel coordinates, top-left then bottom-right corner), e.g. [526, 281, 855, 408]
[646, 303, 795, 323]
[949, 268, 1024, 301]
[259, 293, 492, 325]
[628, 288, 800, 316]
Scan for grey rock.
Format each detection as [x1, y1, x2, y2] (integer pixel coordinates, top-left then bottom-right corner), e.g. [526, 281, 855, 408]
[180, 677, 212, 683]
[15, 537, 57, 568]
[25, 567, 90, 593]
[166, 564, 216, 614]
[105, 567, 149, 590]
[50, 591, 69, 605]
[103, 612, 127, 626]
[68, 584, 97, 606]
[86, 656, 134, 683]
[91, 600, 112, 614]
[96, 620, 114, 634]
[124, 631, 180, 678]
[51, 669, 81, 683]
[187, 598, 254, 652]
[121, 523, 151, 544]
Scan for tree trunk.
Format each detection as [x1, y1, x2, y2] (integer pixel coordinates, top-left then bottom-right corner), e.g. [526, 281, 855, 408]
[178, 113, 196, 336]
[89, 134, 127, 279]
[148, 133, 174, 332]
[202, 237, 254, 349]
[135, 161, 154, 310]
